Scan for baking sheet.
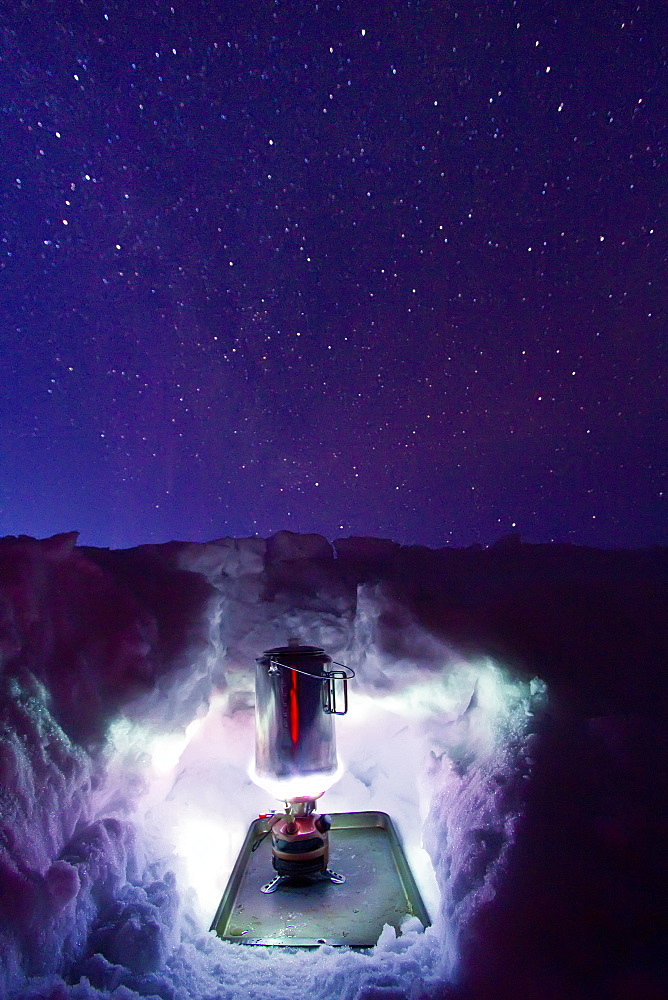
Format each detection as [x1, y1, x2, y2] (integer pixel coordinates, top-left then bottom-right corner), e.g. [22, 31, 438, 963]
[210, 810, 430, 947]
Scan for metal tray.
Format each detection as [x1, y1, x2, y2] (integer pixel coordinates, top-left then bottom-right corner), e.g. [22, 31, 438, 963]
[210, 810, 430, 947]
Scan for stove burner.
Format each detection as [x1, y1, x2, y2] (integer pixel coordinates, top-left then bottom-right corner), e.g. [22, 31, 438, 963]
[259, 803, 346, 894]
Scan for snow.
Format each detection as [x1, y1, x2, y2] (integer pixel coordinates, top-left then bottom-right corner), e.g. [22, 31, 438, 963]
[1, 532, 666, 999]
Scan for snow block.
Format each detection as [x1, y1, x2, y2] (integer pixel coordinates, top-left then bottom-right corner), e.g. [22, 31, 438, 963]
[169, 537, 267, 580]
[211, 536, 267, 578]
[265, 531, 334, 564]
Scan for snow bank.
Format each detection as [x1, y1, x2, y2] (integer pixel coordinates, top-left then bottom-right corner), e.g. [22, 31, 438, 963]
[1, 533, 666, 999]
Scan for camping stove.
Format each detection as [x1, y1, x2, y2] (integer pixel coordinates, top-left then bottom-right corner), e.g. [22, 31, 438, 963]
[259, 798, 345, 894]
[211, 639, 431, 944]
[253, 640, 353, 894]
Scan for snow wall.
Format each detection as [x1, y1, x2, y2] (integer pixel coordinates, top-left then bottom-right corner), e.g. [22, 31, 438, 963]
[1, 531, 666, 1000]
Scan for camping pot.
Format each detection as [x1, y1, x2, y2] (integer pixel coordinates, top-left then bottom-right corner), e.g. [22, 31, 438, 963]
[254, 642, 349, 797]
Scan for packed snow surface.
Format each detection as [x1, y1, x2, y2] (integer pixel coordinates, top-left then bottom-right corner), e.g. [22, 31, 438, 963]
[1, 531, 666, 999]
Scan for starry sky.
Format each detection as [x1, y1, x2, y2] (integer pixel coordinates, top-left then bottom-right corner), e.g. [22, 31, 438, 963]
[0, 1, 665, 550]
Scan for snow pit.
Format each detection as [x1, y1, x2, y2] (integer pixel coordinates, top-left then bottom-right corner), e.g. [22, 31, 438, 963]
[5, 533, 664, 998]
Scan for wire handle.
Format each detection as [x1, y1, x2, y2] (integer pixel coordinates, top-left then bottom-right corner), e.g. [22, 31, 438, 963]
[322, 670, 349, 715]
[265, 658, 355, 716]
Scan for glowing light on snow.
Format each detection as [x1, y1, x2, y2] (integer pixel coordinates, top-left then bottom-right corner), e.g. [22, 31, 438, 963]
[106, 716, 135, 753]
[149, 716, 205, 774]
[248, 760, 344, 803]
[174, 813, 245, 921]
[103, 643, 546, 947]
[149, 731, 190, 774]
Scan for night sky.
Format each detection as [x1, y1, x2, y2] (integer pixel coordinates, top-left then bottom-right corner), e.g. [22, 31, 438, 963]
[1, 1, 665, 550]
